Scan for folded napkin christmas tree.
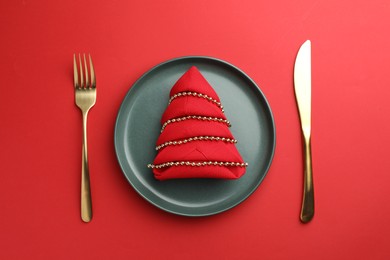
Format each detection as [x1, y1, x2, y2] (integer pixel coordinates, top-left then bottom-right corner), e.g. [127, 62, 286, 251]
[148, 66, 248, 180]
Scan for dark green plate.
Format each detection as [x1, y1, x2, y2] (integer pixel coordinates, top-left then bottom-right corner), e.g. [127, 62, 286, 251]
[114, 56, 275, 216]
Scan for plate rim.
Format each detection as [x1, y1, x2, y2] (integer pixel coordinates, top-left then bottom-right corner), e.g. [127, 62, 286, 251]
[114, 55, 276, 216]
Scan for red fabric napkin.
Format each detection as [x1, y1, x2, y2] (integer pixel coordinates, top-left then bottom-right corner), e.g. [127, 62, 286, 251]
[148, 66, 247, 180]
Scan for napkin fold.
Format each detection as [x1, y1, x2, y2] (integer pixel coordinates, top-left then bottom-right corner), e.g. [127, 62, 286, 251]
[148, 66, 247, 180]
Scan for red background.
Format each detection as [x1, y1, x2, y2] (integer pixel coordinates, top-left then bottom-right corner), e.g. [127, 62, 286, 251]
[1, 0, 390, 259]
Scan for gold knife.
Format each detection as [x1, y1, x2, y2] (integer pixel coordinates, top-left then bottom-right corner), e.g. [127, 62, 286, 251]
[294, 40, 314, 223]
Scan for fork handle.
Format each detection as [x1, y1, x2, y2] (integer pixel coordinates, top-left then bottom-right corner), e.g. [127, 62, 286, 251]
[81, 111, 93, 222]
[300, 134, 314, 223]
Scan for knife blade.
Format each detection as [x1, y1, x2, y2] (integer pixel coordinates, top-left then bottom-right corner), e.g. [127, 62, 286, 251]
[294, 40, 314, 223]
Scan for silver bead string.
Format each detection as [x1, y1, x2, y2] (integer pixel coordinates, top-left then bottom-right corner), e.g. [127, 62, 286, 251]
[160, 116, 231, 133]
[156, 136, 238, 150]
[147, 161, 248, 169]
[169, 91, 224, 112]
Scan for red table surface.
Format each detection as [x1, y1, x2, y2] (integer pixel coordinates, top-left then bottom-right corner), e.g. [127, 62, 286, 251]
[1, 0, 390, 259]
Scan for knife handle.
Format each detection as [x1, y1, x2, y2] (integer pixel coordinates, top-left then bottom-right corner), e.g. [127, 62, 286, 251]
[300, 134, 314, 223]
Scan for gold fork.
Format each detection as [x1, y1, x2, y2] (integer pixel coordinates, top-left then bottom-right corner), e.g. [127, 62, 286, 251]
[73, 54, 96, 223]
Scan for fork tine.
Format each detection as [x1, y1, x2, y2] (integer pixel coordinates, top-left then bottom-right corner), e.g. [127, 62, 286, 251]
[83, 54, 89, 88]
[78, 54, 84, 88]
[73, 54, 79, 88]
[89, 54, 96, 88]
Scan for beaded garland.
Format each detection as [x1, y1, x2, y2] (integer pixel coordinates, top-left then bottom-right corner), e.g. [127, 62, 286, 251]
[156, 136, 238, 151]
[169, 91, 224, 112]
[148, 161, 248, 169]
[160, 115, 231, 133]
[150, 83, 248, 172]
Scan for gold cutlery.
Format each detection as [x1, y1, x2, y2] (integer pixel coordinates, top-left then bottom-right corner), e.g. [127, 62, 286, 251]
[294, 40, 314, 223]
[73, 54, 96, 223]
